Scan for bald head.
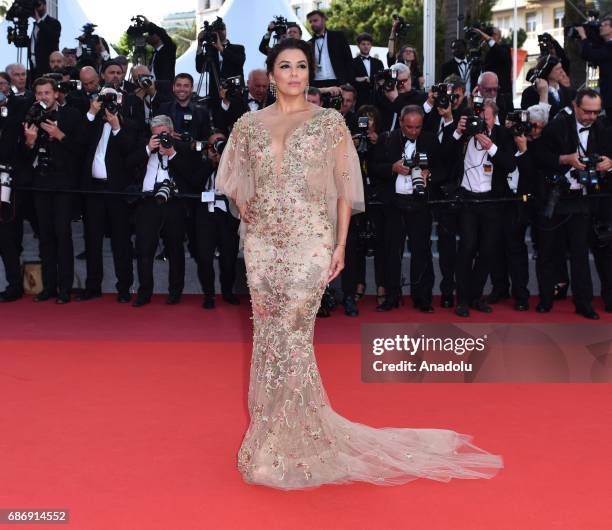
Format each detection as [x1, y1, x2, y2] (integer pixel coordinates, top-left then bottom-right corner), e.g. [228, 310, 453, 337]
[48, 51, 65, 72]
[247, 69, 269, 103]
[79, 66, 100, 93]
[131, 65, 151, 80]
[477, 71, 499, 99]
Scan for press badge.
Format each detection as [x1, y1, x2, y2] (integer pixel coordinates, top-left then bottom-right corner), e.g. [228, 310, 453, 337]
[483, 162, 493, 176]
[201, 191, 215, 203]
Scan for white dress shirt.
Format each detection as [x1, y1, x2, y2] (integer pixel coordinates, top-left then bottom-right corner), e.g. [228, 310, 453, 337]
[87, 112, 121, 180]
[565, 120, 590, 191]
[142, 146, 176, 192]
[396, 138, 417, 194]
[360, 55, 371, 77]
[204, 169, 228, 213]
[313, 32, 337, 81]
[454, 129, 498, 192]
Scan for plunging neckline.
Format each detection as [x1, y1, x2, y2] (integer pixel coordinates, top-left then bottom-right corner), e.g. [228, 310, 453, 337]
[253, 107, 327, 176]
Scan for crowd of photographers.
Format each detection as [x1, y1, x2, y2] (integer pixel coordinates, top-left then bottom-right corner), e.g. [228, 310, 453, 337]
[1, 2, 612, 319]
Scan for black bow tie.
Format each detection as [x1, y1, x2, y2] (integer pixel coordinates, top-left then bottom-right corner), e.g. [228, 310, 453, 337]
[314, 35, 324, 40]
[405, 137, 416, 144]
[361, 56, 370, 60]
[248, 98, 259, 105]
[579, 127, 590, 133]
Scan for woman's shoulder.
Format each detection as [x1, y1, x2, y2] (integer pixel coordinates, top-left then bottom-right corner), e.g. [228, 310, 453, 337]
[319, 107, 347, 129]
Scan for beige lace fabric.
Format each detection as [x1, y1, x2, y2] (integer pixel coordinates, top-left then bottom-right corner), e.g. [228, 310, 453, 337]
[216, 104, 503, 490]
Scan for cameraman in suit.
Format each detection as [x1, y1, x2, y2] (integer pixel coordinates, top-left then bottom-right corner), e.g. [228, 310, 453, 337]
[136, 17, 177, 83]
[371, 105, 446, 313]
[535, 89, 611, 319]
[471, 26, 512, 97]
[26, 0, 61, 83]
[351, 33, 384, 109]
[127, 115, 193, 307]
[124, 65, 173, 133]
[307, 9, 353, 88]
[196, 18, 246, 103]
[22, 77, 85, 304]
[440, 39, 479, 94]
[259, 20, 303, 56]
[77, 88, 137, 303]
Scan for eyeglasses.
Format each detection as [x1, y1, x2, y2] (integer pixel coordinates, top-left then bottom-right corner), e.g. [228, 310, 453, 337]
[397, 79, 409, 86]
[481, 86, 498, 93]
[577, 107, 600, 115]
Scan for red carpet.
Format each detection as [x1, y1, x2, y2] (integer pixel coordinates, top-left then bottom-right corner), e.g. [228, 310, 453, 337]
[1, 295, 611, 529]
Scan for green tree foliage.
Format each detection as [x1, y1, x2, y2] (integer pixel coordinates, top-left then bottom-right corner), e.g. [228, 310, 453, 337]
[0, 0, 10, 18]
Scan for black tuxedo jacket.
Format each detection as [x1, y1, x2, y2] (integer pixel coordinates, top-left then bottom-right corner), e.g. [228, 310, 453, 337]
[81, 114, 138, 191]
[484, 42, 512, 95]
[156, 100, 211, 142]
[148, 24, 177, 82]
[351, 54, 384, 108]
[212, 89, 274, 134]
[439, 57, 479, 89]
[29, 15, 61, 77]
[195, 42, 246, 101]
[124, 80, 173, 133]
[520, 84, 575, 120]
[376, 90, 428, 132]
[308, 30, 354, 84]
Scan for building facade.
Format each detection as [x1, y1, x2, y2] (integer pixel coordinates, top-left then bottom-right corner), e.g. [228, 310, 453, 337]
[161, 10, 196, 32]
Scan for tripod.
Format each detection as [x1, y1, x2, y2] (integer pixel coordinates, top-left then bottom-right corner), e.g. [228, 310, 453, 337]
[196, 45, 222, 101]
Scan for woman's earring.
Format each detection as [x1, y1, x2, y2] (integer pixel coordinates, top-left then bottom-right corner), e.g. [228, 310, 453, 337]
[304, 84, 309, 100]
[270, 80, 277, 98]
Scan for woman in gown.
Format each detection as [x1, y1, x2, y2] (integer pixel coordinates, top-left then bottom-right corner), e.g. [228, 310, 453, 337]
[216, 39, 503, 490]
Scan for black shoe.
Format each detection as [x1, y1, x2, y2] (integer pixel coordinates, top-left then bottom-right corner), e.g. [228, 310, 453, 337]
[576, 307, 600, 320]
[202, 295, 215, 309]
[536, 303, 552, 313]
[376, 294, 402, 312]
[470, 299, 493, 313]
[0, 290, 23, 302]
[416, 302, 434, 313]
[132, 296, 150, 307]
[34, 289, 57, 302]
[76, 289, 102, 301]
[166, 293, 181, 305]
[117, 292, 131, 303]
[486, 290, 510, 304]
[343, 296, 359, 317]
[56, 292, 70, 304]
[440, 294, 454, 308]
[155, 250, 167, 261]
[455, 304, 470, 317]
[222, 293, 240, 305]
[514, 300, 529, 311]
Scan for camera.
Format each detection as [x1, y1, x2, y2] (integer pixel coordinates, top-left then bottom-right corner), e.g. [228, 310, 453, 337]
[526, 54, 559, 84]
[212, 139, 226, 155]
[156, 131, 174, 150]
[137, 75, 155, 90]
[154, 179, 176, 204]
[543, 173, 570, 218]
[356, 115, 369, 155]
[0, 163, 13, 204]
[127, 14, 150, 62]
[25, 101, 57, 128]
[97, 89, 122, 114]
[271, 15, 288, 38]
[76, 23, 100, 65]
[506, 110, 533, 136]
[565, 9, 601, 41]
[200, 17, 224, 49]
[5, 0, 39, 48]
[432, 83, 457, 109]
[572, 154, 603, 190]
[220, 75, 243, 98]
[402, 151, 429, 197]
[58, 80, 81, 93]
[321, 92, 343, 110]
[537, 33, 554, 56]
[374, 68, 398, 92]
[464, 23, 492, 47]
[464, 94, 486, 136]
[392, 13, 411, 35]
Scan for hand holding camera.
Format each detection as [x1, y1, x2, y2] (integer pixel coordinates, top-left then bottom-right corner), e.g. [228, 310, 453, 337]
[39, 120, 65, 142]
[23, 122, 39, 148]
[89, 98, 102, 116]
[392, 159, 411, 175]
[596, 155, 612, 172]
[105, 109, 120, 132]
[560, 152, 586, 170]
[474, 133, 493, 150]
[514, 134, 528, 154]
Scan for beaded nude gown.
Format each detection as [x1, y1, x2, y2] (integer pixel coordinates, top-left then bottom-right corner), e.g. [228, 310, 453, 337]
[216, 104, 503, 490]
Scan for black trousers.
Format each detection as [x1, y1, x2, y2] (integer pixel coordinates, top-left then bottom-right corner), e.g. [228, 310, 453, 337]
[135, 198, 185, 299]
[0, 203, 23, 295]
[455, 194, 502, 306]
[383, 198, 434, 305]
[194, 205, 239, 296]
[34, 192, 74, 294]
[83, 187, 133, 293]
[433, 207, 459, 298]
[489, 202, 531, 302]
[536, 211, 593, 309]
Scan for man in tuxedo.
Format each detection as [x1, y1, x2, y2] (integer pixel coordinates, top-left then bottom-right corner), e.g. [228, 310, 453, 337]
[22, 77, 85, 304]
[196, 18, 246, 103]
[124, 65, 173, 132]
[535, 89, 612, 319]
[78, 88, 137, 302]
[447, 99, 516, 317]
[472, 26, 512, 97]
[521, 56, 574, 120]
[259, 20, 303, 56]
[440, 39, 479, 95]
[27, 0, 61, 83]
[307, 10, 353, 88]
[141, 18, 176, 82]
[351, 33, 384, 109]
[474, 71, 513, 124]
[214, 69, 271, 133]
[371, 105, 446, 312]
[127, 115, 194, 307]
[114, 55, 137, 94]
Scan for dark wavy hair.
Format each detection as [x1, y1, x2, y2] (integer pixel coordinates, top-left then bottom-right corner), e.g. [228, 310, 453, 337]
[265, 38, 315, 83]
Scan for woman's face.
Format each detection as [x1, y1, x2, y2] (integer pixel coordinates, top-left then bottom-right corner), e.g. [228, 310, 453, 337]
[270, 48, 309, 98]
[403, 48, 415, 61]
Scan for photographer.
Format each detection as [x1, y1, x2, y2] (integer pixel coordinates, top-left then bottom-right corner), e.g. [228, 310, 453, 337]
[440, 39, 479, 94]
[26, 0, 61, 82]
[351, 33, 385, 109]
[78, 88, 137, 303]
[138, 17, 177, 83]
[67, 66, 101, 115]
[127, 115, 193, 307]
[449, 99, 516, 317]
[371, 105, 445, 313]
[470, 26, 512, 96]
[124, 65, 173, 132]
[521, 56, 574, 120]
[376, 63, 426, 132]
[213, 69, 271, 134]
[196, 17, 246, 103]
[307, 9, 353, 88]
[6, 64, 31, 98]
[75, 24, 111, 71]
[577, 16, 612, 120]
[259, 19, 302, 56]
[187, 130, 240, 309]
[21, 77, 85, 304]
[473, 71, 513, 124]
[422, 75, 469, 135]
[535, 89, 611, 319]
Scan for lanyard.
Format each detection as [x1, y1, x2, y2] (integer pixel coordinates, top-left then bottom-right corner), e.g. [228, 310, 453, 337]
[315, 34, 325, 65]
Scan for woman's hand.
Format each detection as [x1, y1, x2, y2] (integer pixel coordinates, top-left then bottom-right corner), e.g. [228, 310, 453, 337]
[327, 245, 345, 283]
[238, 197, 256, 223]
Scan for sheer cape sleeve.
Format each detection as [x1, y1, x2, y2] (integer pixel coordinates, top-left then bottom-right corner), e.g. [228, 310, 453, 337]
[215, 113, 255, 249]
[325, 110, 366, 245]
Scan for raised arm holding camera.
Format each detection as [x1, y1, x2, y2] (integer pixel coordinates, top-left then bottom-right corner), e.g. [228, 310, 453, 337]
[521, 56, 574, 120]
[259, 18, 303, 56]
[124, 65, 173, 133]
